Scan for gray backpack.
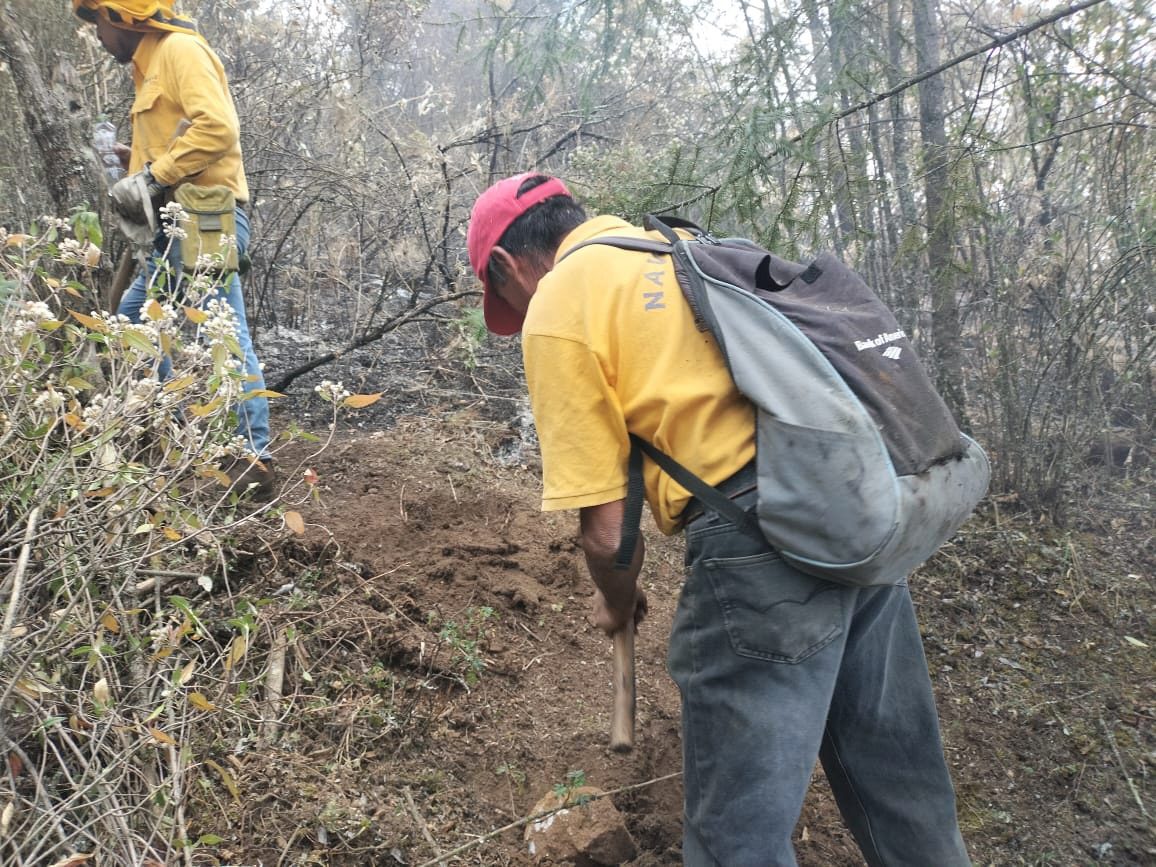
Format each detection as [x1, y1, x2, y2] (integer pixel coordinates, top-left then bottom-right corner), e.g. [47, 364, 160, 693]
[569, 215, 991, 586]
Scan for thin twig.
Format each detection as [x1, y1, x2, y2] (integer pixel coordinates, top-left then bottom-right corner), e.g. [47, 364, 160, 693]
[137, 569, 205, 578]
[0, 506, 41, 660]
[167, 712, 195, 867]
[404, 786, 446, 866]
[1099, 717, 1150, 819]
[413, 771, 683, 867]
[133, 570, 206, 595]
[260, 628, 289, 746]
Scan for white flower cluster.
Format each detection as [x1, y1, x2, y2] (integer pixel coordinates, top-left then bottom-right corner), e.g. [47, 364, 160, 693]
[195, 253, 222, 271]
[74, 377, 168, 437]
[110, 301, 177, 346]
[149, 623, 171, 651]
[80, 392, 121, 432]
[164, 415, 205, 453]
[21, 300, 54, 321]
[160, 202, 188, 240]
[209, 435, 248, 461]
[225, 434, 247, 453]
[56, 237, 86, 265]
[314, 380, 351, 403]
[40, 216, 71, 232]
[191, 234, 236, 272]
[200, 297, 239, 345]
[214, 364, 244, 400]
[160, 201, 187, 223]
[98, 311, 133, 330]
[182, 273, 219, 305]
[32, 386, 65, 414]
[173, 340, 212, 368]
[122, 377, 160, 417]
[9, 300, 57, 338]
[151, 300, 179, 325]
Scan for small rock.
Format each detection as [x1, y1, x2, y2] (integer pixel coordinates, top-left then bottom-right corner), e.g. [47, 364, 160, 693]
[524, 786, 637, 865]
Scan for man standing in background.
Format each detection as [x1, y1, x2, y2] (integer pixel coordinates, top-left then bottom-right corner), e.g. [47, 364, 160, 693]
[73, 0, 274, 499]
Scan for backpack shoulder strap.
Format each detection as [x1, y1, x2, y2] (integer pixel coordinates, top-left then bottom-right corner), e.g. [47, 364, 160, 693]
[557, 232, 714, 332]
[559, 235, 672, 262]
[643, 213, 705, 241]
[612, 439, 647, 570]
[613, 435, 762, 569]
[558, 210, 710, 261]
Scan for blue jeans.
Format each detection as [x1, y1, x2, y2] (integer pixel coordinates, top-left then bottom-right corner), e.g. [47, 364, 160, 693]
[670, 489, 971, 866]
[117, 207, 271, 458]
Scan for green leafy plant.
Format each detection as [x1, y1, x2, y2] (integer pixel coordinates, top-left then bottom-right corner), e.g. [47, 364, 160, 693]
[432, 605, 496, 687]
[495, 761, 527, 789]
[552, 769, 592, 806]
[448, 307, 490, 371]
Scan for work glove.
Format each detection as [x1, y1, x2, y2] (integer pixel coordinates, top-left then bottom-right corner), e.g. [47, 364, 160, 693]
[108, 165, 165, 243]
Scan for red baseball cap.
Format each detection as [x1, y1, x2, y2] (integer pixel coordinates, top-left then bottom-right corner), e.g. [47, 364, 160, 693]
[467, 173, 572, 335]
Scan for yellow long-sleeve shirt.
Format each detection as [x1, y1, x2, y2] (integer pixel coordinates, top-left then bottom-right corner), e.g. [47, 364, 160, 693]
[129, 31, 249, 202]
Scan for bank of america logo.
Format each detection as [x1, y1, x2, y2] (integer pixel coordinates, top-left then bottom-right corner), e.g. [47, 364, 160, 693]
[882, 346, 903, 360]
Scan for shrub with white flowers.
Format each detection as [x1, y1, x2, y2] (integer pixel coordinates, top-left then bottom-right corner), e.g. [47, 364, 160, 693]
[0, 212, 293, 866]
[160, 200, 189, 240]
[314, 378, 352, 403]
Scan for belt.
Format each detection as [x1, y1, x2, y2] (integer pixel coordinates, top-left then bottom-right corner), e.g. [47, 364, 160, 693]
[680, 461, 758, 526]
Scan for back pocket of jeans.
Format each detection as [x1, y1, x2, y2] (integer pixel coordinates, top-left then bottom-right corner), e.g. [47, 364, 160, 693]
[703, 552, 844, 663]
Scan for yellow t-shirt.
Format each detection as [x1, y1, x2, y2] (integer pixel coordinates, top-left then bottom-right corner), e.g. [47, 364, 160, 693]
[129, 32, 250, 202]
[522, 215, 756, 535]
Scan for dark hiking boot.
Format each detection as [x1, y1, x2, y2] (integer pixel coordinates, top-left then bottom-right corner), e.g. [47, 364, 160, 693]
[221, 456, 277, 503]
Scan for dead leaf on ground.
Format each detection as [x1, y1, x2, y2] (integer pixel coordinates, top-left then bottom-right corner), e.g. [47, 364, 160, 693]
[148, 726, 177, 747]
[284, 510, 305, 535]
[343, 392, 382, 408]
[204, 758, 241, 802]
[47, 855, 93, 867]
[225, 634, 248, 671]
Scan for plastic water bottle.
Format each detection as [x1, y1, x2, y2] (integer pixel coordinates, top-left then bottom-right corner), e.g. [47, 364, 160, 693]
[92, 119, 124, 183]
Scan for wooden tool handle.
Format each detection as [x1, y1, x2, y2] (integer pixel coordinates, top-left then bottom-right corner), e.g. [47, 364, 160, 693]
[107, 249, 136, 314]
[609, 623, 636, 753]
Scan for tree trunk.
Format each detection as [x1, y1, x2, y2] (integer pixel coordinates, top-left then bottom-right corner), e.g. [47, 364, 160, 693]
[912, 0, 969, 425]
[803, 0, 854, 251]
[886, 0, 917, 230]
[0, 6, 94, 216]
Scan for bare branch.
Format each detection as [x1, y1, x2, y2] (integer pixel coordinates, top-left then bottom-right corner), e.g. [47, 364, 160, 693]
[817, 0, 1110, 134]
[268, 290, 479, 393]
